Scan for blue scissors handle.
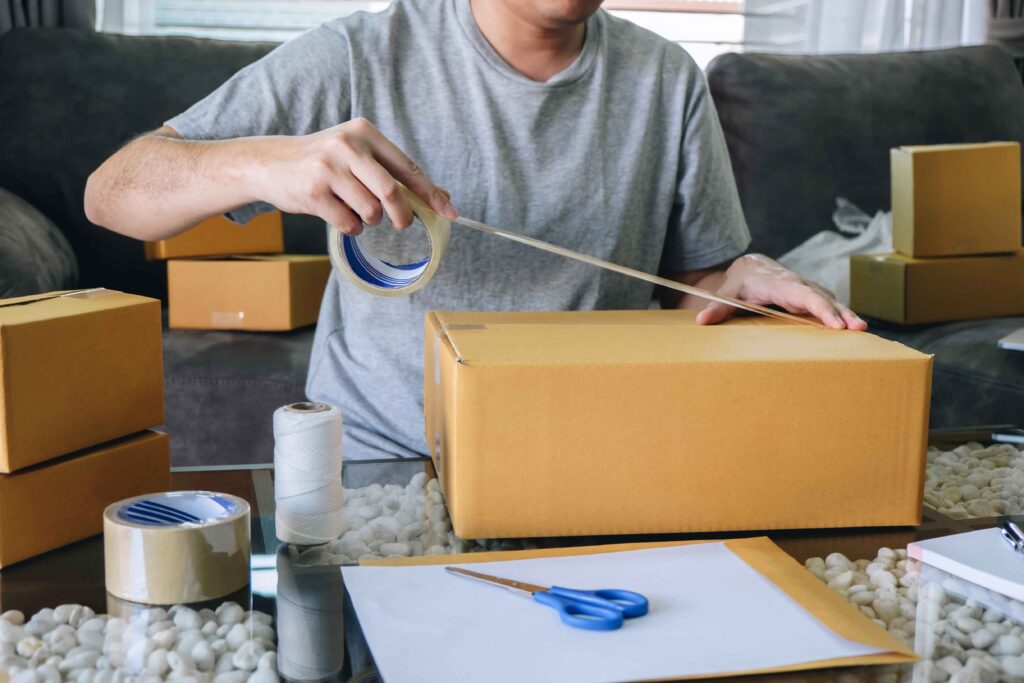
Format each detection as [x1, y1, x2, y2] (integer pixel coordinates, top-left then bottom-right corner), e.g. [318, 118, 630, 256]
[549, 586, 650, 618]
[533, 587, 650, 631]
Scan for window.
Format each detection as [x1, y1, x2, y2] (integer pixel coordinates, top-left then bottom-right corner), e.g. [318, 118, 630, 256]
[98, 0, 746, 68]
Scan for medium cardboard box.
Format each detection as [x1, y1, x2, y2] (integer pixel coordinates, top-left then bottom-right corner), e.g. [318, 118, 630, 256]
[892, 142, 1022, 257]
[145, 211, 284, 260]
[850, 252, 1024, 325]
[0, 430, 170, 568]
[168, 255, 331, 331]
[0, 289, 164, 473]
[424, 310, 932, 539]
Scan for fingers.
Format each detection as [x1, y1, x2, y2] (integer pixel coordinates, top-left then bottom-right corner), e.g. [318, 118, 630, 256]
[696, 281, 742, 326]
[363, 126, 458, 220]
[315, 193, 363, 235]
[837, 303, 868, 331]
[329, 173, 383, 226]
[696, 300, 737, 325]
[795, 288, 845, 329]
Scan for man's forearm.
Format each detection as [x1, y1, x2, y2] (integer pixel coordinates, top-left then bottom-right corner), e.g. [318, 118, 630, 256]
[84, 129, 262, 241]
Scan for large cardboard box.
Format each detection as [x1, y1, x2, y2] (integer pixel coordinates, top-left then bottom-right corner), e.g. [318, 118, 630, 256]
[0, 430, 169, 568]
[0, 289, 164, 473]
[145, 212, 284, 260]
[892, 142, 1022, 257]
[850, 252, 1024, 325]
[425, 310, 932, 539]
[168, 255, 331, 331]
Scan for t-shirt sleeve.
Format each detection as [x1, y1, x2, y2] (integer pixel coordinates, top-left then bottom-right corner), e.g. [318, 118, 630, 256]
[659, 69, 751, 274]
[165, 25, 352, 225]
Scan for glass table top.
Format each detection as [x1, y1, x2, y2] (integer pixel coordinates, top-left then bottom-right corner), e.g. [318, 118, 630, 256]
[1, 427, 1022, 683]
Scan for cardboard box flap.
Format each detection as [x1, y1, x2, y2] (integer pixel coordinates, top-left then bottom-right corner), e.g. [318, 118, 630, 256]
[181, 254, 328, 264]
[431, 310, 929, 366]
[897, 141, 1017, 153]
[0, 289, 152, 327]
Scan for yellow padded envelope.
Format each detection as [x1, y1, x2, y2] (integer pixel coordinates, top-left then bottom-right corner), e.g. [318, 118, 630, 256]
[361, 537, 917, 679]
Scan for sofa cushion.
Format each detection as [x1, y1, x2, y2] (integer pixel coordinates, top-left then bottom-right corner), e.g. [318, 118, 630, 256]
[0, 187, 77, 297]
[874, 317, 1024, 429]
[707, 46, 1024, 258]
[162, 325, 315, 466]
[0, 28, 276, 299]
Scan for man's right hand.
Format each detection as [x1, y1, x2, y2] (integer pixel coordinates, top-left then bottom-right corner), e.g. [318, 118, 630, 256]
[246, 118, 457, 235]
[84, 118, 456, 242]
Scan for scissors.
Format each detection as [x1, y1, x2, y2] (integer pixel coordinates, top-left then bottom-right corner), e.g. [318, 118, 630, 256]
[445, 566, 649, 631]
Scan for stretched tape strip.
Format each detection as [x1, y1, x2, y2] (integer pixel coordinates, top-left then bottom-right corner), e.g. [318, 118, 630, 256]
[327, 186, 817, 326]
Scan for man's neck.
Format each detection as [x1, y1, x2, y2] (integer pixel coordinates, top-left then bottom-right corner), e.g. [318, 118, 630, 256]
[469, 0, 587, 82]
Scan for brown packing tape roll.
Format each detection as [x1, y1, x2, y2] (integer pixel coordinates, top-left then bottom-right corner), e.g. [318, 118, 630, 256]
[104, 491, 251, 605]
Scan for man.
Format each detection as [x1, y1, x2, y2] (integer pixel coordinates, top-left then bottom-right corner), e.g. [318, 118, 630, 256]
[85, 0, 865, 459]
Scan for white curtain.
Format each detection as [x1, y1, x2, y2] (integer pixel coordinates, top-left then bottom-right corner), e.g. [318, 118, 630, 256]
[745, 0, 988, 53]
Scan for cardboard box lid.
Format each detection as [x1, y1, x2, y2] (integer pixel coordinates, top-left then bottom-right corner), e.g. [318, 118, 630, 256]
[179, 254, 329, 265]
[0, 289, 156, 327]
[895, 141, 1019, 154]
[430, 310, 928, 366]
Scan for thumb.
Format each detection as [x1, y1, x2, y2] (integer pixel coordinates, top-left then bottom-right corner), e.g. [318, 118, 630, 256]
[696, 299, 738, 325]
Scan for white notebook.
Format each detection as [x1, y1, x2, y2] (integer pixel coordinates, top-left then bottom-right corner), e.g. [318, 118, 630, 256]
[909, 528, 1024, 602]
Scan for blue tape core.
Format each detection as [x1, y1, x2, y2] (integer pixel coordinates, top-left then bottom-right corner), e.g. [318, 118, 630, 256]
[342, 233, 429, 290]
[117, 492, 240, 527]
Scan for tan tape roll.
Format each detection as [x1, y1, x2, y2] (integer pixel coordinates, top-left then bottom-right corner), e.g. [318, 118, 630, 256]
[104, 491, 251, 605]
[327, 185, 451, 296]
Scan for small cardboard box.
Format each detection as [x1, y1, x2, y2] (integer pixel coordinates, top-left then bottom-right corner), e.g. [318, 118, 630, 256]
[424, 310, 933, 539]
[0, 289, 164, 473]
[145, 212, 284, 260]
[0, 430, 169, 568]
[850, 251, 1024, 325]
[892, 142, 1022, 257]
[168, 255, 331, 331]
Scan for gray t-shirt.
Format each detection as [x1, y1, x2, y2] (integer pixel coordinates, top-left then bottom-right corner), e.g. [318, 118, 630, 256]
[167, 0, 751, 459]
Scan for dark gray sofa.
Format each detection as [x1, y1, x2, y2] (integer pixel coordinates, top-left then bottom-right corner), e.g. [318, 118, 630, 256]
[0, 28, 321, 466]
[706, 47, 1024, 430]
[1, 29, 1021, 466]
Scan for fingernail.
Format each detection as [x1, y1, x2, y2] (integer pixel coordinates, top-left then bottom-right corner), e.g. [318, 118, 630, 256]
[442, 202, 458, 219]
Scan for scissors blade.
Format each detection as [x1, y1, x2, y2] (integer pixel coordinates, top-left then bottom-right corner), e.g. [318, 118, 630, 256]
[445, 566, 549, 596]
[453, 216, 822, 328]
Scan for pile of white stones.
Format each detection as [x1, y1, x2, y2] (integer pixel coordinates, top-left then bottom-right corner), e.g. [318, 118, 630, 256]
[924, 442, 1024, 519]
[805, 548, 919, 644]
[0, 602, 277, 683]
[808, 548, 1024, 682]
[299, 472, 534, 566]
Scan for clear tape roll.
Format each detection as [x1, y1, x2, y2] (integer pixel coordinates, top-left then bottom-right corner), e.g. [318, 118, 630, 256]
[328, 185, 451, 296]
[103, 491, 251, 605]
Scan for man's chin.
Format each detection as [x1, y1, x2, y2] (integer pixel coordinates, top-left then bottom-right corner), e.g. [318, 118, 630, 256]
[536, 0, 604, 26]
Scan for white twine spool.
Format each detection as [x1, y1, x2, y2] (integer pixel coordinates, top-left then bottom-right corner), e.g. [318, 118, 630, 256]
[275, 545, 346, 680]
[274, 402, 345, 545]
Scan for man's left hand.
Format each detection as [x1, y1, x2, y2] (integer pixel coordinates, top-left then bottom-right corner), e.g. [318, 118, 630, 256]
[694, 254, 867, 330]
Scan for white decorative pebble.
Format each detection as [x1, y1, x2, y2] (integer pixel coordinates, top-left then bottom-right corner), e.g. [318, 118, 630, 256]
[2, 610, 26, 625]
[215, 603, 244, 626]
[225, 624, 248, 651]
[231, 641, 265, 671]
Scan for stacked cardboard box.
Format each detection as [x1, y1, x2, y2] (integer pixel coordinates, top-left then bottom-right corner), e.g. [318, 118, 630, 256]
[851, 142, 1024, 324]
[155, 212, 331, 331]
[0, 289, 170, 566]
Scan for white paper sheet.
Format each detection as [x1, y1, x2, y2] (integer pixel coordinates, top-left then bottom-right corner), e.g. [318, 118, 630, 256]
[341, 542, 884, 683]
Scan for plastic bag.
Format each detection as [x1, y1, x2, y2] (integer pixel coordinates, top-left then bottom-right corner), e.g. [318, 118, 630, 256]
[778, 198, 891, 306]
